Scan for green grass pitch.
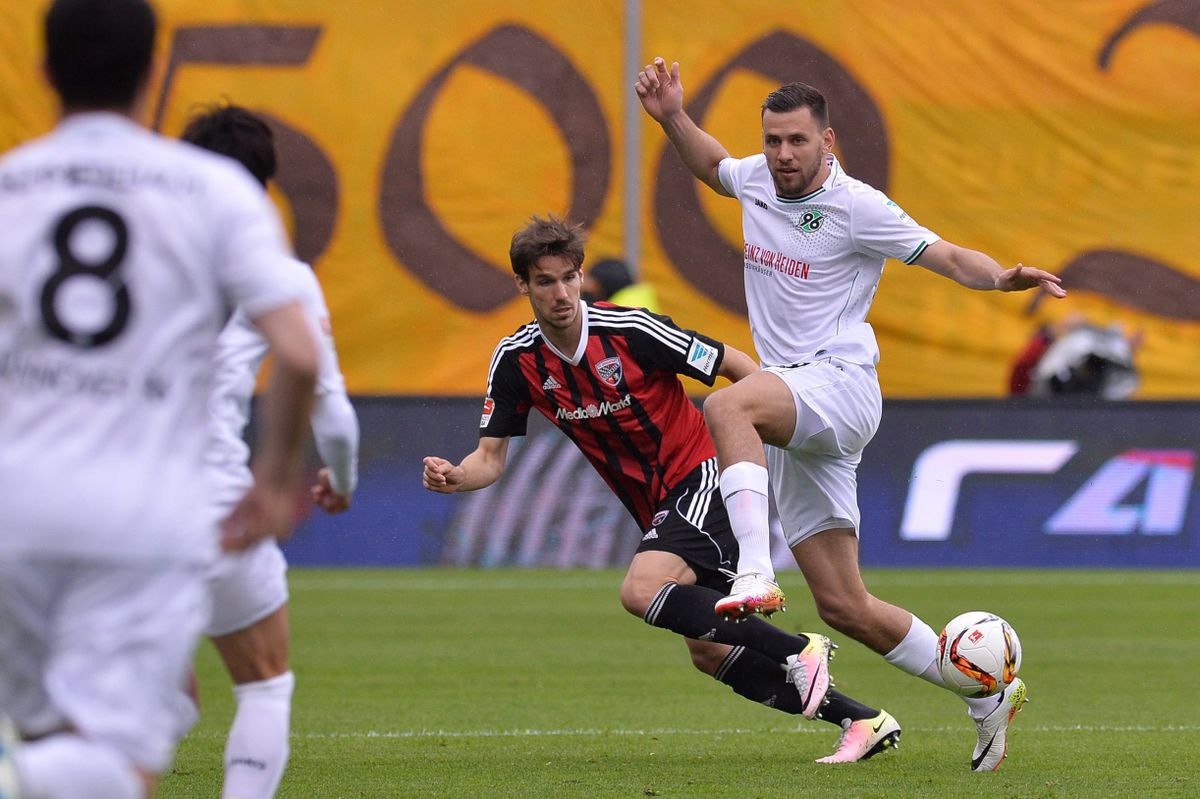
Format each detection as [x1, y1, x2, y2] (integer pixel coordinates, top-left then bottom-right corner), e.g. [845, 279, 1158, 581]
[160, 568, 1200, 798]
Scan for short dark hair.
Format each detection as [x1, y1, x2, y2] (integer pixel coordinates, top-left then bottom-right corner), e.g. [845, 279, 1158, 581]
[762, 82, 829, 129]
[508, 215, 586, 282]
[44, 0, 157, 111]
[181, 104, 277, 187]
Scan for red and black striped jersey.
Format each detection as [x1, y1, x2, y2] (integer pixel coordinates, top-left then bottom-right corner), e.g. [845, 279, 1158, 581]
[480, 302, 725, 528]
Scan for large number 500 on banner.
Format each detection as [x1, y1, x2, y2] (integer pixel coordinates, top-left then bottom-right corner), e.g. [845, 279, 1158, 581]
[1, 1, 1197, 397]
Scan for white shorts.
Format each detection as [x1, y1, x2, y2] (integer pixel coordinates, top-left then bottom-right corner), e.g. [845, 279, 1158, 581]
[0, 558, 208, 772]
[763, 360, 882, 546]
[205, 538, 289, 637]
[203, 471, 289, 638]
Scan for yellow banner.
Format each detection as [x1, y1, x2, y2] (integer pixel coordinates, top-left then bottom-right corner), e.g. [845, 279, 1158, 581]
[3, 1, 1197, 397]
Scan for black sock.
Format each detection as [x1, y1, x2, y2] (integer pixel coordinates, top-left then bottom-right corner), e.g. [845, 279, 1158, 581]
[714, 646, 807, 714]
[715, 647, 878, 725]
[644, 582, 808, 662]
[817, 692, 879, 724]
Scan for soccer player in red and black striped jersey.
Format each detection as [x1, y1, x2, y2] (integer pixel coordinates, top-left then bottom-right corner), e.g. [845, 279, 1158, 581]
[423, 216, 897, 760]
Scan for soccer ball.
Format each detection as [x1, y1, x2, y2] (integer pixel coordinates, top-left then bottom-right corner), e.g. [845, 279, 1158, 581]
[937, 612, 1022, 697]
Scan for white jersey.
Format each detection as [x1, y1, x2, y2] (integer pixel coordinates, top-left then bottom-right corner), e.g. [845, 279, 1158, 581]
[206, 259, 358, 500]
[718, 153, 939, 367]
[0, 113, 304, 563]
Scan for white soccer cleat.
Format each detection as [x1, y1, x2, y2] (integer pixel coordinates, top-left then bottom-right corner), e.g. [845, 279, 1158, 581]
[714, 572, 786, 621]
[816, 709, 901, 764]
[784, 634, 837, 718]
[0, 714, 21, 799]
[971, 677, 1027, 772]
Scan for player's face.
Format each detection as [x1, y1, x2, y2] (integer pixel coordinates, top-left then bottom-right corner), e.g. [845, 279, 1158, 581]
[761, 107, 834, 199]
[518, 254, 582, 333]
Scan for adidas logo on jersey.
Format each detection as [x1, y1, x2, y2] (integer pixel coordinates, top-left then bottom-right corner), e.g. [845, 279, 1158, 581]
[641, 528, 658, 541]
[542, 376, 562, 391]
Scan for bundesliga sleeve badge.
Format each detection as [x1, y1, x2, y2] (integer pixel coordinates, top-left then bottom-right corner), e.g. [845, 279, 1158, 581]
[686, 338, 718, 376]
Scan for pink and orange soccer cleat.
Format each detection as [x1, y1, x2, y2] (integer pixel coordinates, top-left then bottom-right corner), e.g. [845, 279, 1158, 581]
[785, 634, 837, 718]
[816, 710, 901, 764]
[714, 572, 787, 621]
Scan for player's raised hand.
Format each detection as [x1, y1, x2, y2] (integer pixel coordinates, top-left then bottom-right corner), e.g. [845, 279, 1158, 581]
[635, 57, 683, 122]
[311, 467, 351, 513]
[423, 456, 465, 493]
[995, 264, 1067, 298]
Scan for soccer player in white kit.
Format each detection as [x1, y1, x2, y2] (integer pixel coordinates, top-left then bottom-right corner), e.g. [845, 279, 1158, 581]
[0, 2, 318, 798]
[636, 58, 1065, 769]
[181, 104, 360, 799]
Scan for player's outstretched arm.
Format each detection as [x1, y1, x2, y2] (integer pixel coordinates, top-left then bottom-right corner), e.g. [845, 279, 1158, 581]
[310, 391, 359, 513]
[717, 344, 760, 383]
[223, 301, 318, 551]
[423, 436, 511, 494]
[635, 57, 731, 195]
[915, 240, 1066, 297]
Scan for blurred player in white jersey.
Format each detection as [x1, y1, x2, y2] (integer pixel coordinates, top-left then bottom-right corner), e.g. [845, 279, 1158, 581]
[0, 2, 318, 798]
[637, 59, 1064, 770]
[181, 104, 359, 799]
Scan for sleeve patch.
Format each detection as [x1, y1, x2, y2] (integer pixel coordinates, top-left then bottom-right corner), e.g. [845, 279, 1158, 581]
[884, 199, 909, 220]
[479, 397, 495, 428]
[686, 338, 718, 376]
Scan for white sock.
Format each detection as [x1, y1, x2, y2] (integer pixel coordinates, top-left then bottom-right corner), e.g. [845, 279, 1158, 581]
[16, 734, 142, 799]
[223, 671, 294, 799]
[718, 462, 774, 580]
[883, 615, 946, 687]
[964, 682, 1014, 719]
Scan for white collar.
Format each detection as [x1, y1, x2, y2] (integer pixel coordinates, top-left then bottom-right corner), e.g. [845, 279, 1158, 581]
[56, 111, 141, 135]
[537, 300, 588, 365]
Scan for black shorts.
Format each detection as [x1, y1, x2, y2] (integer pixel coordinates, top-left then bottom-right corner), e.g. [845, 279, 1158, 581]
[635, 458, 739, 594]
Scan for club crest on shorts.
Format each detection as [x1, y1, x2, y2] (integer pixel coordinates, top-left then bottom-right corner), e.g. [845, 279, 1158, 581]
[652, 509, 669, 527]
[595, 356, 623, 386]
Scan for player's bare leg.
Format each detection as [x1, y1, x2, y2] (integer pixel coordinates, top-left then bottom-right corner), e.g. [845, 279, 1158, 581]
[703, 373, 798, 620]
[790, 529, 912, 654]
[793, 528, 1021, 769]
[210, 606, 293, 799]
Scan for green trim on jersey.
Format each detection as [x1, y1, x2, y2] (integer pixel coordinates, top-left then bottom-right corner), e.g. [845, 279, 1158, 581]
[904, 240, 930, 264]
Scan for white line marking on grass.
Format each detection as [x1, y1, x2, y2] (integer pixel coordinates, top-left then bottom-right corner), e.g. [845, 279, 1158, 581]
[190, 724, 1200, 741]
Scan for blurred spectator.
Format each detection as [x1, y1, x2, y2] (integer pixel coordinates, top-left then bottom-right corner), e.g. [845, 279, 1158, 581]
[1011, 315, 1140, 399]
[583, 258, 661, 312]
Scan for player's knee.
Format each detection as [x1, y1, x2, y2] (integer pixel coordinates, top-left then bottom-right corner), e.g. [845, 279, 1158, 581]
[814, 593, 870, 638]
[218, 638, 290, 684]
[618, 577, 656, 618]
[685, 640, 726, 676]
[702, 387, 740, 426]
